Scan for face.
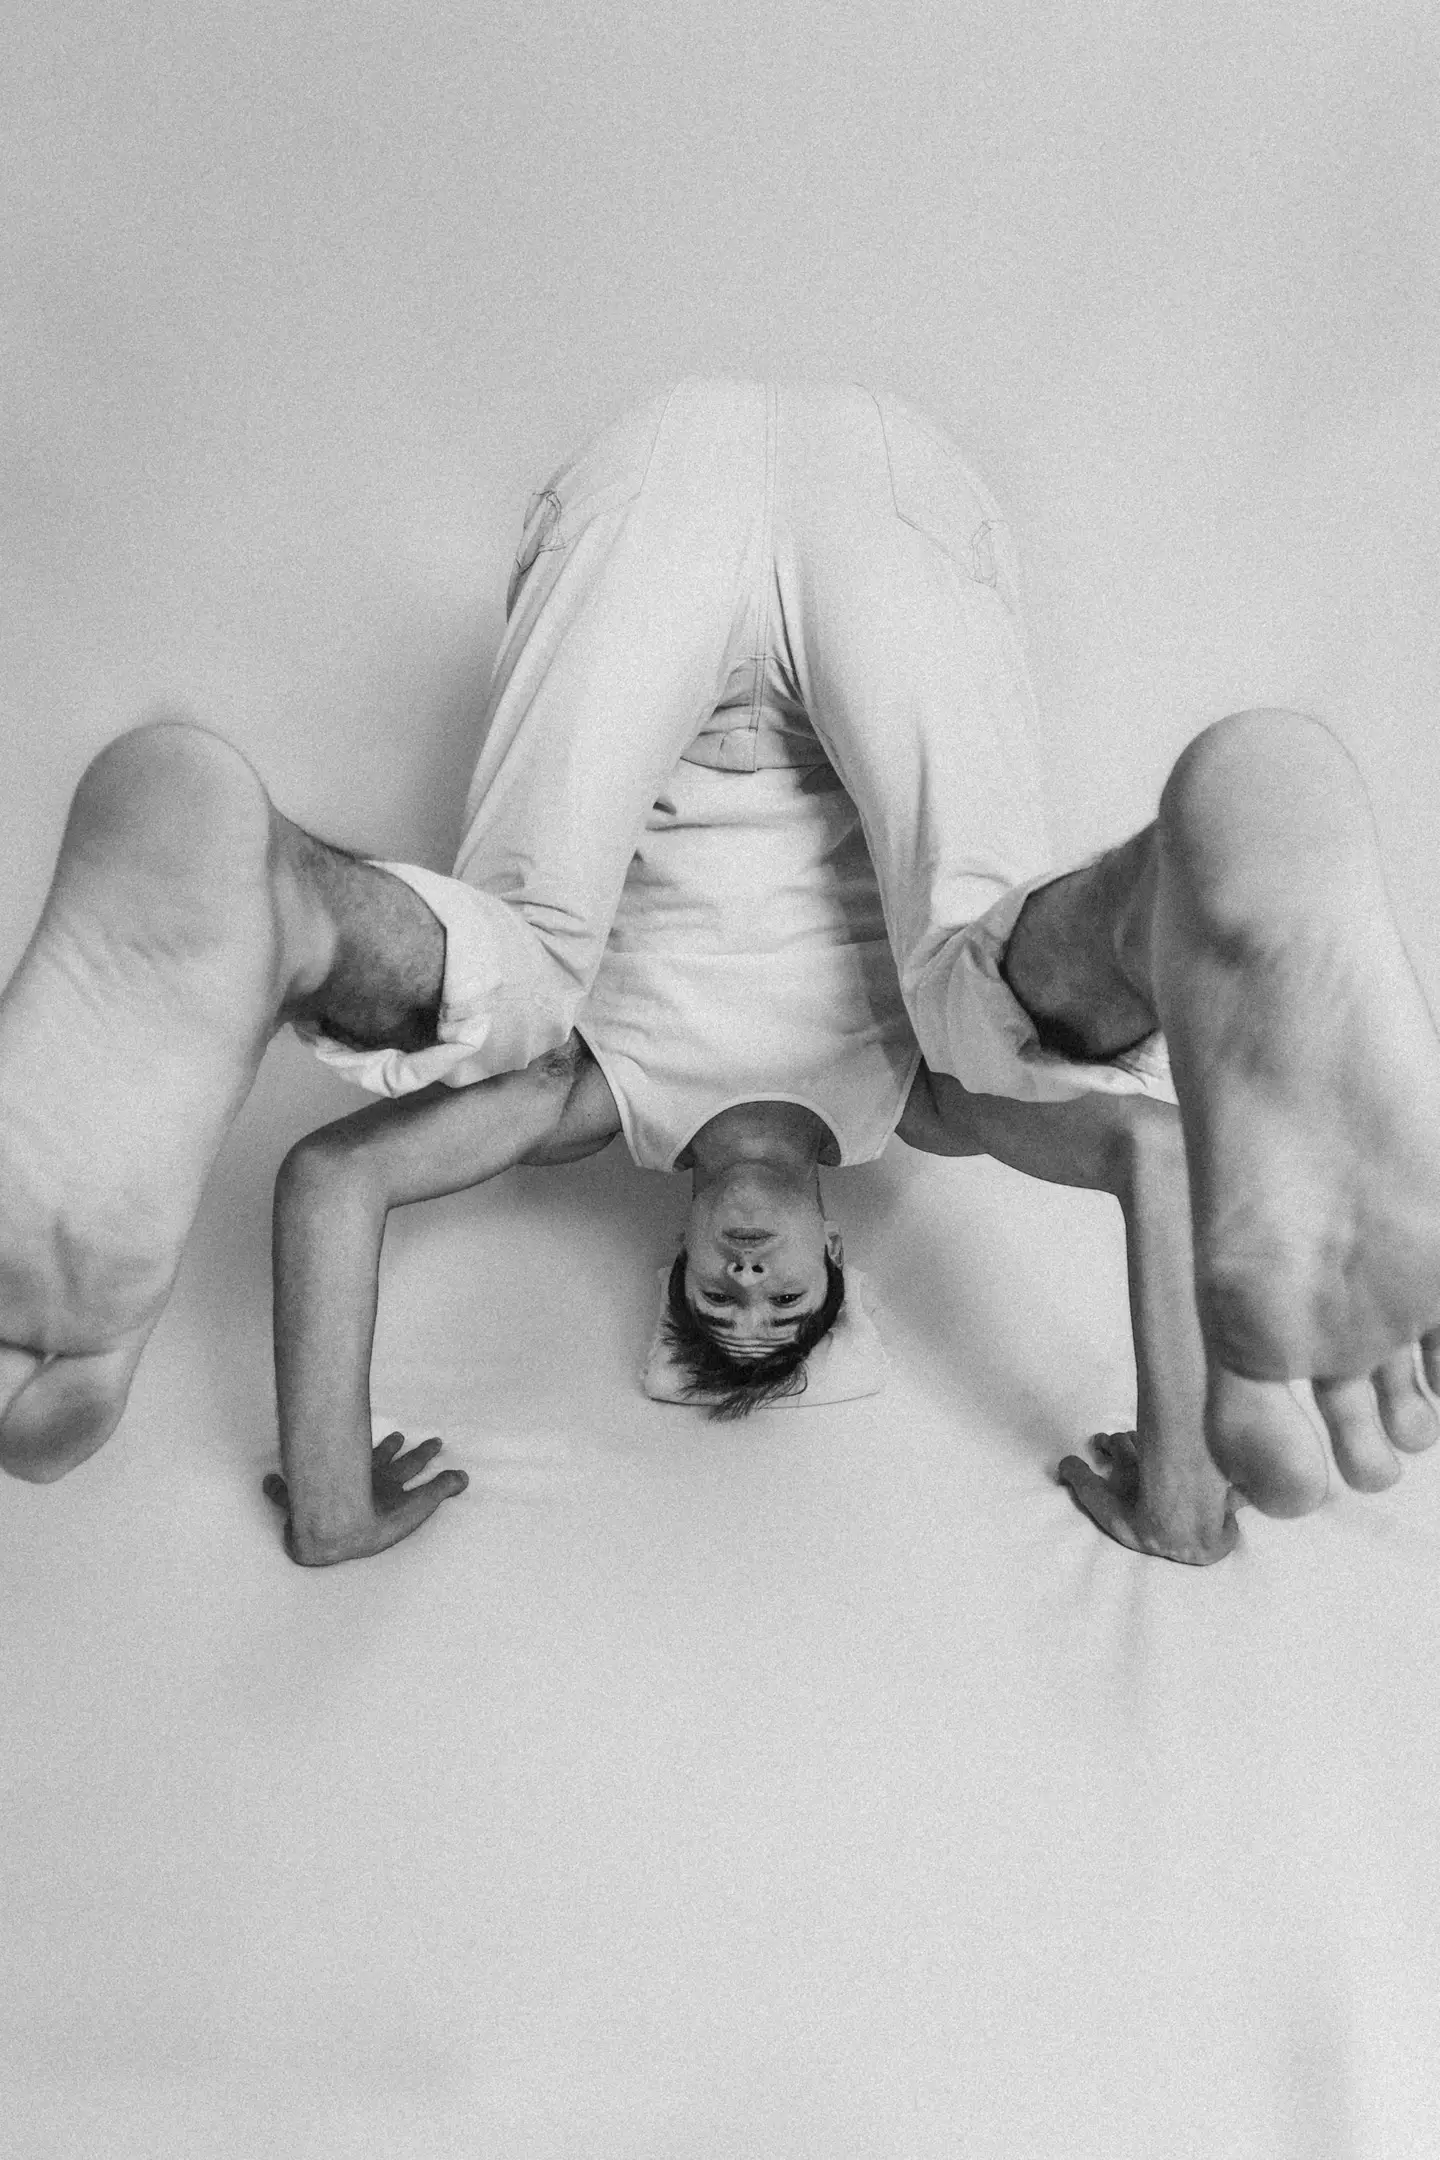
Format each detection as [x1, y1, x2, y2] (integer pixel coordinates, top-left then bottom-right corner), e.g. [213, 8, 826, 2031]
[682, 1162, 840, 1354]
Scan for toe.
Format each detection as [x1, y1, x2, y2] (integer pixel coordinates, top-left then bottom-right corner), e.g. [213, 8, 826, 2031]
[1371, 1348, 1438, 1455]
[1421, 1327, 1440, 1396]
[0, 1340, 142, 1482]
[1205, 1367, 1330, 1516]
[1313, 1376, 1403, 1492]
[0, 1345, 43, 1423]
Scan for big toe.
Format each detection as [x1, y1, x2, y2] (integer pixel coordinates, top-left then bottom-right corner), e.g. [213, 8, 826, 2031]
[1206, 1366, 1331, 1517]
[0, 1341, 141, 1482]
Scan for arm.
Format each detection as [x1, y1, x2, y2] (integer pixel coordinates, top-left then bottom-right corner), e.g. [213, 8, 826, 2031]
[267, 1039, 610, 1566]
[1078, 1106, 1238, 1563]
[900, 1069, 1237, 1563]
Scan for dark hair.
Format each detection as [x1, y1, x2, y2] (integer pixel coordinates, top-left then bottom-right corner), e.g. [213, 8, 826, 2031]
[662, 1249, 846, 1421]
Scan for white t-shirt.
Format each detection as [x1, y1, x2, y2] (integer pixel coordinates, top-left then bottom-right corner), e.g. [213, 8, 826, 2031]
[578, 757, 923, 1172]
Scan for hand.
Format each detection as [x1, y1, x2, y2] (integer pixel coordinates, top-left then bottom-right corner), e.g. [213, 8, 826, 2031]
[262, 1431, 469, 1566]
[1057, 1429, 1240, 1566]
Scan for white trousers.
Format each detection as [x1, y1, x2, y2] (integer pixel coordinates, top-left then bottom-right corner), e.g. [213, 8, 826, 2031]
[310, 379, 1172, 1108]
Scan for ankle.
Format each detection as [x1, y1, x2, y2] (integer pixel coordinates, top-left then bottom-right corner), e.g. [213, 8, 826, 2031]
[274, 834, 446, 1050]
[269, 819, 342, 1009]
[1105, 827, 1161, 1009]
[1001, 850, 1158, 1060]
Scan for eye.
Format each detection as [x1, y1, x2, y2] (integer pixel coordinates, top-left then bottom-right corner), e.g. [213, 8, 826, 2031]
[770, 1293, 802, 1308]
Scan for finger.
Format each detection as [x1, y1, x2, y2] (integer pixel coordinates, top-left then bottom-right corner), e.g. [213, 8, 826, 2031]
[373, 1432, 405, 1464]
[375, 1468, 469, 1537]
[1422, 1327, 1440, 1396]
[1312, 1375, 1402, 1493]
[1091, 1430, 1139, 1474]
[1056, 1457, 1144, 1553]
[1086, 1430, 1141, 1505]
[385, 1438, 445, 1486]
[262, 1472, 289, 1508]
[1371, 1347, 1438, 1455]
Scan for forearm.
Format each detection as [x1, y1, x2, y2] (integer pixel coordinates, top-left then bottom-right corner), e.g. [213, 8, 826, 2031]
[1114, 1123, 1235, 1551]
[272, 1153, 388, 1559]
[939, 1081, 1234, 1557]
[1119, 1134, 1213, 1467]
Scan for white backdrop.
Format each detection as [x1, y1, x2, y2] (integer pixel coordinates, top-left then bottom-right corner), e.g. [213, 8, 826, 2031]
[5, 4, 1440, 2155]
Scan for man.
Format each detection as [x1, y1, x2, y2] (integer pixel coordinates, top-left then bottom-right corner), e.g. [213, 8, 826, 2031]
[4, 382, 1439, 1557]
[262, 745, 1240, 1565]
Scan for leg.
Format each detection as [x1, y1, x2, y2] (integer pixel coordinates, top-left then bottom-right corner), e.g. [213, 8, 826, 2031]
[772, 386, 1055, 1010]
[766, 398, 1440, 1512]
[0, 383, 778, 1481]
[450, 382, 776, 1014]
[1003, 707, 1440, 1510]
[0, 719, 447, 1482]
[305, 384, 778, 1103]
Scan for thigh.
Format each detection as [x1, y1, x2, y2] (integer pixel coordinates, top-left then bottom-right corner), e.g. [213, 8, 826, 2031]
[453, 381, 774, 1003]
[772, 386, 1053, 1000]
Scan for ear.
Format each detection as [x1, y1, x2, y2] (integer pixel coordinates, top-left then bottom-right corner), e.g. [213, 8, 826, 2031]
[824, 1220, 844, 1265]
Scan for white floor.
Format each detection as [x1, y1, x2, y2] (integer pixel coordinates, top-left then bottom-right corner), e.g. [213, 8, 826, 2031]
[5, 1038, 1440, 2160]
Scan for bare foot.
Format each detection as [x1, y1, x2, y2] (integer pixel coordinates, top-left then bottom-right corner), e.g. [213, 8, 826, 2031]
[1205, 1352, 1437, 1514]
[1058, 1350, 1436, 1543]
[0, 722, 321, 1480]
[1149, 712, 1440, 1493]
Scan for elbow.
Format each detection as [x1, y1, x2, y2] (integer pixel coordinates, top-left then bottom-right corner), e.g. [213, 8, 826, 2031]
[273, 1130, 384, 1225]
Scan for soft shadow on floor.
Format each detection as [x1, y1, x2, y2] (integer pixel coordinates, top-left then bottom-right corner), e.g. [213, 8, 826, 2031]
[7, 1104, 1440, 2160]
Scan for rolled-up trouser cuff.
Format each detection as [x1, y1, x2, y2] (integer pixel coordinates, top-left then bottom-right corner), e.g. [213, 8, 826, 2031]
[911, 870, 1177, 1107]
[296, 861, 570, 1098]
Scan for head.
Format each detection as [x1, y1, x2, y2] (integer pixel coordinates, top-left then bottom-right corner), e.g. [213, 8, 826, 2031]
[672, 1110, 846, 1416]
[667, 1153, 846, 1418]
[684, 1147, 839, 1303]
[662, 1246, 846, 1419]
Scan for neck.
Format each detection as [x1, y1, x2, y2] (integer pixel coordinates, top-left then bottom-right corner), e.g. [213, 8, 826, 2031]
[684, 1100, 829, 1189]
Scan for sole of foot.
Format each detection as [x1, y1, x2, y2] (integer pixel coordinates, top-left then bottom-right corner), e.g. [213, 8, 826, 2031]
[1153, 713, 1440, 1509]
[0, 721, 295, 1480]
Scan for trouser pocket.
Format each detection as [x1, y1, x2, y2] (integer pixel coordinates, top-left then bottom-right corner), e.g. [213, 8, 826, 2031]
[505, 388, 675, 617]
[874, 393, 1023, 621]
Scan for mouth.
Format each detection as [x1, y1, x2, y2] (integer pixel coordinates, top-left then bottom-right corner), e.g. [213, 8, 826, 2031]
[722, 1228, 772, 1249]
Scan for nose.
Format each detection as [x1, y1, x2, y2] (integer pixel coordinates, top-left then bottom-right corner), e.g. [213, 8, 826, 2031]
[725, 1252, 767, 1281]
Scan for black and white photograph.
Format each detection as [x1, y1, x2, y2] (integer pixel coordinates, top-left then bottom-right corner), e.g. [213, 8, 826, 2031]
[5, 2, 1440, 2153]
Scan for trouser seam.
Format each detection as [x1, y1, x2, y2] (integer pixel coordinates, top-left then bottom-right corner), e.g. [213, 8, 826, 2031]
[743, 384, 780, 766]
